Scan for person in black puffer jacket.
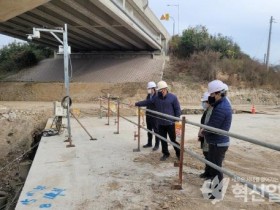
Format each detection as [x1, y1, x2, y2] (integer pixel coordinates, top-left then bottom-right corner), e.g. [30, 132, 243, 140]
[142, 81, 160, 151]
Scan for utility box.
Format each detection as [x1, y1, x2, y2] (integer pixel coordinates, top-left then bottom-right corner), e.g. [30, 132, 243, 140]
[58, 45, 71, 54]
[54, 101, 67, 117]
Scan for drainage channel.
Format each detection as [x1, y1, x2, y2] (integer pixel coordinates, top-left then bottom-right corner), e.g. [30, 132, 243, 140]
[1, 130, 44, 210]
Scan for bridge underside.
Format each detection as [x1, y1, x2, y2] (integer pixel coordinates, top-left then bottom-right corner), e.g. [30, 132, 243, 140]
[0, 0, 168, 52]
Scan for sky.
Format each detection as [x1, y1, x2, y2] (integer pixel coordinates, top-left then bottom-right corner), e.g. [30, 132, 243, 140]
[148, 0, 280, 65]
[0, 0, 279, 65]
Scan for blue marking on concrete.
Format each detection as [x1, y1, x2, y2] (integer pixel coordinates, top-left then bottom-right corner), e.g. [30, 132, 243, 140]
[20, 199, 37, 205]
[39, 203, 52, 208]
[43, 188, 66, 200]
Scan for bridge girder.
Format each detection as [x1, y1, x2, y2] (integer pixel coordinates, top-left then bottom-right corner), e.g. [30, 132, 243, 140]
[0, 0, 170, 52]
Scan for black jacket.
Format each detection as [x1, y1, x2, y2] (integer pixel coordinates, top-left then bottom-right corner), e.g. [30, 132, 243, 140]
[145, 93, 157, 120]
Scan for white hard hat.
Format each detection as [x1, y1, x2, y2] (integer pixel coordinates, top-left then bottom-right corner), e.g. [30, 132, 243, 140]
[147, 81, 156, 89]
[157, 81, 168, 90]
[201, 92, 210, 102]
[223, 83, 229, 91]
[208, 80, 225, 94]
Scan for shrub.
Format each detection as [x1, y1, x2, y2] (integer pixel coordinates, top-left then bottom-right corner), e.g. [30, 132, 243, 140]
[166, 25, 280, 89]
[170, 25, 241, 59]
[0, 42, 52, 73]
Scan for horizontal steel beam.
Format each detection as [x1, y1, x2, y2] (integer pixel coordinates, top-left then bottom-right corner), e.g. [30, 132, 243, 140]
[9, 18, 89, 50]
[0, 26, 58, 49]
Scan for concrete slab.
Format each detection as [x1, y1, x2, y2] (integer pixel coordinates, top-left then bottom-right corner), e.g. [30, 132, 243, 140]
[15, 116, 178, 210]
[15, 114, 280, 209]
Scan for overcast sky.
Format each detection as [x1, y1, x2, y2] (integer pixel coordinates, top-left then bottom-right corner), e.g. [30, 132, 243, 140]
[0, 0, 279, 65]
[149, 0, 280, 65]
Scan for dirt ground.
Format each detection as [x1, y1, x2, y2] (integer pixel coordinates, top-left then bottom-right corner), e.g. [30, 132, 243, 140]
[1, 98, 280, 209]
[0, 81, 279, 106]
[0, 79, 279, 209]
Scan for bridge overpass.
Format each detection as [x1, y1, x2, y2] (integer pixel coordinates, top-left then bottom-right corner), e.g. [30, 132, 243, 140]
[0, 0, 170, 53]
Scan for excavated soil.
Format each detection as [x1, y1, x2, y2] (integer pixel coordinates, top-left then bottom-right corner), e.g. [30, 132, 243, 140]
[0, 74, 279, 209]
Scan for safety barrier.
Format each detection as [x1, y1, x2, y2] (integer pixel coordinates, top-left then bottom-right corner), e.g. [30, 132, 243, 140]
[98, 95, 280, 203]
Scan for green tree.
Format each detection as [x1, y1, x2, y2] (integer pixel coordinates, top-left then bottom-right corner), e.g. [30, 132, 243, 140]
[169, 25, 241, 59]
[178, 25, 210, 57]
[0, 42, 52, 73]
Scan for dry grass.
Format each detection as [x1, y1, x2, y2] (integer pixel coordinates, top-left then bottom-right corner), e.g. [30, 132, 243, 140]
[164, 52, 280, 90]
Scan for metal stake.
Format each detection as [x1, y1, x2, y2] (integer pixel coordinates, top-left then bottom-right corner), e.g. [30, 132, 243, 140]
[114, 99, 120, 134]
[133, 107, 141, 152]
[173, 117, 186, 190]
[106, 94, 110, 125]
[99, 97, 102, 119]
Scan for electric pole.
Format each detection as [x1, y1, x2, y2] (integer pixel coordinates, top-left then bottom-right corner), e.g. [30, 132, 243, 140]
[266, 16, 274, 70]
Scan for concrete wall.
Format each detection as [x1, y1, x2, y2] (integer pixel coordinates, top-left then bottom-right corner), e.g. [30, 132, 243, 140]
[0, 0, 50, 22]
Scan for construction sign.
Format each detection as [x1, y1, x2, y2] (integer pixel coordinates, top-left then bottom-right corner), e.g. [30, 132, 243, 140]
[160, 13, 170, 21]
[165, 13, 170, 21]
[175, 121, 182, 138]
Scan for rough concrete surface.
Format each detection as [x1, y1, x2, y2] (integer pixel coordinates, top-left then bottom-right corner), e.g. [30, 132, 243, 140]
[13, 110, 280, 210]
[5, 55, 164, 83]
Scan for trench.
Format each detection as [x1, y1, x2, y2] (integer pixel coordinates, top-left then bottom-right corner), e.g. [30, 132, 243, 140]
[1, 129, 44, 210]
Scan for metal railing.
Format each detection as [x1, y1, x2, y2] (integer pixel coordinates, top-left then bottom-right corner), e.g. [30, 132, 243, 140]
[98, 96, 280, 203]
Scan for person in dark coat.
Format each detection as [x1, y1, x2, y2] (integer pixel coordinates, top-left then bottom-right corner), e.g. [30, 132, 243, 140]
[203, 80, 232, 185]
[135, 81, 181, 161]
[198, 92, 212, 179]
[143, 81, 160, 151]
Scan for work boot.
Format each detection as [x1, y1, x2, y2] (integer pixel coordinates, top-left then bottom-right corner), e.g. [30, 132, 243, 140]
[143, 143, 152, 148]
[152, 145, 159, 151]
[176, 153, 180, 161]
[199, 172, 210, 179]
[153, 139, 160, 151]
[143, 139, 152, 148]
[208, 193, 222, 200]
[160, 154, 170, 161]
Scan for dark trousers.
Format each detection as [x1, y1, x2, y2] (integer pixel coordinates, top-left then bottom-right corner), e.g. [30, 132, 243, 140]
[203, 152, 211, 175]
[159, 124, 180, 156]
[208, 144, 228, 181]
[146, 117, 160, 146]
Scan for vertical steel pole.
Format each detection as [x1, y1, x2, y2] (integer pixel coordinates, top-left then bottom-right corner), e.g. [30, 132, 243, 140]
[64, 24, 74, 148]
[114, 99, 120, 134]
[266, 16, 274, 71]
[177, 4, 180, 35]
[133, 107, 141, 152]
[137, 107, 141, 151]
[178, 117, 186, 188]
[106, 94, 110, 125]
[99, 97, 102, 119]
[173, 20, 175, 38]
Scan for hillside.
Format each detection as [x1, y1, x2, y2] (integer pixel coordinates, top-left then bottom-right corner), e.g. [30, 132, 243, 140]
[0, 60, 279, 106]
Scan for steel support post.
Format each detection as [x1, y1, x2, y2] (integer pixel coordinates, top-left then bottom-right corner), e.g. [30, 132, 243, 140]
[133, 107, 141, 152]
[114, 99, 120, 134]
[106, 94, 110, 125]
